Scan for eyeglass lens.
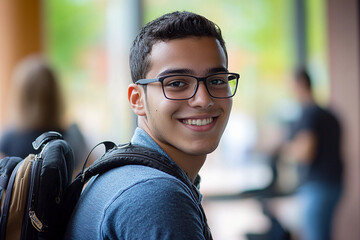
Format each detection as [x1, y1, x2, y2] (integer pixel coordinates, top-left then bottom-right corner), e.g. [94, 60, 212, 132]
[162, 73, 237, 100]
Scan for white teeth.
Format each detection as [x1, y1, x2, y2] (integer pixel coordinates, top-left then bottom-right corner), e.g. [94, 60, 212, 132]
[182, 118, 214, 126]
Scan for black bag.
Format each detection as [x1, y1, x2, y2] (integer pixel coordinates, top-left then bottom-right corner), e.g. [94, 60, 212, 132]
[0, 131, 213, 240]
[0, 132, 74, 240]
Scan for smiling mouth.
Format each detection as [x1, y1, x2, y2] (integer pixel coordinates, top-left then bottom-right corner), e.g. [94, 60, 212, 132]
[182, 117, 214, 126]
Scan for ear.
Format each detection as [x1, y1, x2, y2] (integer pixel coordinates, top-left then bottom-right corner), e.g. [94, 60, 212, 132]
[128, 84, 146, 116]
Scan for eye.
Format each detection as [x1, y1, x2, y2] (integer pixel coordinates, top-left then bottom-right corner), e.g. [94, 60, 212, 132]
[167, 80, 187, 88]
[163, 76, 193, 89]
[208, 78, 227, 86]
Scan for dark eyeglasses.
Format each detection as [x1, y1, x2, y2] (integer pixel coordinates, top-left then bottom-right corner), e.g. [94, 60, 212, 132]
[135, 72, 239, 100]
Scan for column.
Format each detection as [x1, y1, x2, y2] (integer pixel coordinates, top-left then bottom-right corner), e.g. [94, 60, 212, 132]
[0, 0, 43, 130]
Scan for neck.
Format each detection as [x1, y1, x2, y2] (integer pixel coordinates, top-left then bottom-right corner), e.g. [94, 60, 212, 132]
[158, 144, 206, 183]
[138, 121, 206, 183]
[300, 93, 315, 106]
[141, 136, 205, 183]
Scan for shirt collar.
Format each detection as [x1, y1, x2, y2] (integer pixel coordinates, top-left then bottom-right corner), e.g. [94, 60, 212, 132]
[131, 127, 172, 160]
[130, 127, 202, 190]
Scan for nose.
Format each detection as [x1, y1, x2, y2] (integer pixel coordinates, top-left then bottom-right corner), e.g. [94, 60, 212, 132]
[188, 82, 214, 109]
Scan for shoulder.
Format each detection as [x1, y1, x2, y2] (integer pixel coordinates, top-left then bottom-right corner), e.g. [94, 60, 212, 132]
[306, 105, 335, 119]
[0, 129, 16, 141]
[0, 129, 44, 142]
[85, 165, 197, 211]
[0, 129, 17, 151]
[96, 165, 196, 206]
[302, 104, 321, 117]
[308, 105, 340, 125]
[96, 165, 205, 239]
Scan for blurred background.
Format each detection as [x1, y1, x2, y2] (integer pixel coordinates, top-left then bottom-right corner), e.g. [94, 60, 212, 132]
[0, 0, 358, 239]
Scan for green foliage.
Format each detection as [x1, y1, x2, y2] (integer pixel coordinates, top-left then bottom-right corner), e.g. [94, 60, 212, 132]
[44, 0, 105, 73]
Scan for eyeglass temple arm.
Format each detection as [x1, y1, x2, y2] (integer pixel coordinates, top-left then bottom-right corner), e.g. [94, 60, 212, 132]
[135, 78, 159, 85]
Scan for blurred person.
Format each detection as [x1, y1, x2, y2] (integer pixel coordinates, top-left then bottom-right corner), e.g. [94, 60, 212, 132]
[0, 54, 88, 177]
[65, 11, 238, 239]
[281, 67, 343, 240]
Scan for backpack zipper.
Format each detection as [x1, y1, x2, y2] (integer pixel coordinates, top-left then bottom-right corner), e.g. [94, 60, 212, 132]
[29, 157, 43, 231]
[22, 156, 43, 238]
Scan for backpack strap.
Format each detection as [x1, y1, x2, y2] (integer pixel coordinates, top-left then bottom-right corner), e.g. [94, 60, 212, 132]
[0, 160, 23, 240]
[80, 141, 117, 174]
[81, 143, 191, 187]
[62, 142, 193, 227]
[61, 143, 212, 240]
[82, 143, 212, 239]
[0, 157, 23, 201]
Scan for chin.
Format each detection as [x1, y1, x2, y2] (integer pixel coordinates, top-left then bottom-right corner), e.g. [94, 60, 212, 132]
[186, 141, 219, 156]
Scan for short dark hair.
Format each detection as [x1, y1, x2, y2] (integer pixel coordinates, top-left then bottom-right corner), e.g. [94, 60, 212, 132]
[294, 66, 312, 90]
[129, 11, 228, 83]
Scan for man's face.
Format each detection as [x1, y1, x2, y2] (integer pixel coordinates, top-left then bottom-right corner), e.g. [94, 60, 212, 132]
[138, 37, 232, 157]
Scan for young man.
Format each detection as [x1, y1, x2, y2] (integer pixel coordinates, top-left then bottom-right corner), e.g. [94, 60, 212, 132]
[65, 11, 239, 239]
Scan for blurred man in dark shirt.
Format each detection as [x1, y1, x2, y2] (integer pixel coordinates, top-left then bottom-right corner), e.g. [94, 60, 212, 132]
[282, 67, 343, 240]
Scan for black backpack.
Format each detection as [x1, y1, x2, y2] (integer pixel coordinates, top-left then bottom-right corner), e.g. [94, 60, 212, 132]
[0, 131, 212, 240]
[0, 132, 74, 240]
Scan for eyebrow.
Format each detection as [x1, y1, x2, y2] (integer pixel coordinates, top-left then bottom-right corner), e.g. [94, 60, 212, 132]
[158, 67, 228, 77]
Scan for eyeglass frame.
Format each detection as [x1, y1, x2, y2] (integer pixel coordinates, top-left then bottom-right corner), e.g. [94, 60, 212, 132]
[135, 72, 240, 100]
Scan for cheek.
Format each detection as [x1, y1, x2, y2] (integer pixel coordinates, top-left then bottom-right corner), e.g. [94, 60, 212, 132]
[222, 99, 233, 114]
[146, 97, 175, 123]
[221, 100, 233, 127]
[150, 96, 178, 114]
